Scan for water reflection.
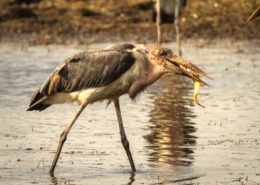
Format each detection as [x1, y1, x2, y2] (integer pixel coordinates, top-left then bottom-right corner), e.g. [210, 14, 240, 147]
[145, 75, 197, 166]
[50, 176, 58, 185]
[49, 175, 75, 185]
[127, 173, 135, 185]
[49, 172, 135, 185]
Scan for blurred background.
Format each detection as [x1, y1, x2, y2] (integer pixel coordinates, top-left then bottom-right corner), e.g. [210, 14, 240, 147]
[0, 0, 259, 185]
[0, 0, 259, 44]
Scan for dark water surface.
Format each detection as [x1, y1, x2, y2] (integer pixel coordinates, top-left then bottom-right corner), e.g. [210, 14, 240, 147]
[0, 41, 259, 184]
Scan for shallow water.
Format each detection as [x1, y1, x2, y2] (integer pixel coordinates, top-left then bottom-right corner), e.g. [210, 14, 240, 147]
[0, 41, 259, 185]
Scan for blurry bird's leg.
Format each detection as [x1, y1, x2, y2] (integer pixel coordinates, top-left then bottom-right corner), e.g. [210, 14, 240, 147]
[156, 0, 161, 44]
[175, 22, 181, 56]
[174, 0, 182, 56]
[114, 98, 136, 173]
[49, 102, 88, 176]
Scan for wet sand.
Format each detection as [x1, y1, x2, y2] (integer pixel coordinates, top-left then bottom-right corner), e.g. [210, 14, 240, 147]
[1, 1, 259, 45]
[0, 41, 259, 184]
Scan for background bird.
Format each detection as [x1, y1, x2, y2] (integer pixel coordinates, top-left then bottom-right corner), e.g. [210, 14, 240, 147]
[247, 6, 260, 22]
[27, 42, 210, 176]
[154, 0, 187, 55]
[152, 0, 187, 23]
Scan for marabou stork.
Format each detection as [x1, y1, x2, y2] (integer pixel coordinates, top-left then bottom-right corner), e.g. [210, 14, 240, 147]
[27, 43, 211, 176]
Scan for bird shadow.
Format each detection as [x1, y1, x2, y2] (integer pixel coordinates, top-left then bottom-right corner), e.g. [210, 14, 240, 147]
[49, 171, 136, 185]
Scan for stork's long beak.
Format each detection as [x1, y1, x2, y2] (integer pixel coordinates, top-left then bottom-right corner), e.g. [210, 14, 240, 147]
[165, 54, 212, 86]
[165, 54, 212, 107]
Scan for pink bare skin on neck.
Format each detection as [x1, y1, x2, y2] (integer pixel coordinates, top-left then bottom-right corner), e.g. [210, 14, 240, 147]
[128, 57, 167, 99]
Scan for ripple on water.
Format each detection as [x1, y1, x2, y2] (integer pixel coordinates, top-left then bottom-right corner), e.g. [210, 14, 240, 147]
[0, 42, 260, 184]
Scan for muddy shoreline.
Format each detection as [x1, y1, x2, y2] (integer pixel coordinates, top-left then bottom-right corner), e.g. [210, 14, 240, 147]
[0, 41, 259, 184]
[0, 0, 259, 45]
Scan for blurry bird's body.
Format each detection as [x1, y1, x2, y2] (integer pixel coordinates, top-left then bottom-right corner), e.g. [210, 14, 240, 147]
[27, 43, 210, 176]
[153, 0, 187, 23]
[247, 7, 260, 22]
[28, 44, 151, 110]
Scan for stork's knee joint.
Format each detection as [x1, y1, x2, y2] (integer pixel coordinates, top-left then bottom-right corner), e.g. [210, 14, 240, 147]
[60, 131, 67, 143]
[121, 137, 129, 149]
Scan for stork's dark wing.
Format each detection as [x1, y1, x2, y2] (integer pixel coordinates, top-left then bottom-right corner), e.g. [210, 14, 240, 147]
[27, 50, 135, 111]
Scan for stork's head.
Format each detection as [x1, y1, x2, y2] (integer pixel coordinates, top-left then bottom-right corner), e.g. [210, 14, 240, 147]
[149, 45, 212, 86]
[149, 45, 212, 107]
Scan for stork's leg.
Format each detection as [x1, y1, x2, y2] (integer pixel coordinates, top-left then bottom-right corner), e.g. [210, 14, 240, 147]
[114, 98, 136, 173]
[175, 21, 182, 56]
[49, 102, 88, 176]
[156, 0, 161, 44]
[174, 0, 182, 56]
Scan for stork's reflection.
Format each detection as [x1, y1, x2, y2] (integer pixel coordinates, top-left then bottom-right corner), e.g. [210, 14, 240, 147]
[145, 75, 197, 166]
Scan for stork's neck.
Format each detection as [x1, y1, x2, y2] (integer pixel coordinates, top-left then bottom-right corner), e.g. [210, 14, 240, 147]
[147, 63, 166, 82]
[128, 61, 166, 99]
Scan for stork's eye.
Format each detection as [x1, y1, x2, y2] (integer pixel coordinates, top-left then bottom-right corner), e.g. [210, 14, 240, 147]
[159, 50, 168, 56]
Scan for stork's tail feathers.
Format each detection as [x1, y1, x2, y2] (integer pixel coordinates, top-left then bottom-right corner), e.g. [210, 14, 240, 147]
[26, 87, 51, 111]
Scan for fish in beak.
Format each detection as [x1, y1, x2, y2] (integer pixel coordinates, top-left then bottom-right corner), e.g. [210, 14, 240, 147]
[163, 51, 212, 107]
[164, 54, 212, 85]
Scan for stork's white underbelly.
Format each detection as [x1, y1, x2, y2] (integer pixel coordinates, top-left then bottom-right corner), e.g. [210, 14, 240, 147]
[43, 88, 97, 105]
[43, 79, 130, 105]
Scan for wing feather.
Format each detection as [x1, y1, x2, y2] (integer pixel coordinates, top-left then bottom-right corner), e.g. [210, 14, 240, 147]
[27, 48, 135, 111]
[58, 50, 135, 92]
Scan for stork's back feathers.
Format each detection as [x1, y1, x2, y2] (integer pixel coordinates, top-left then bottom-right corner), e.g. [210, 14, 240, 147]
[27, 44, 137, 111]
